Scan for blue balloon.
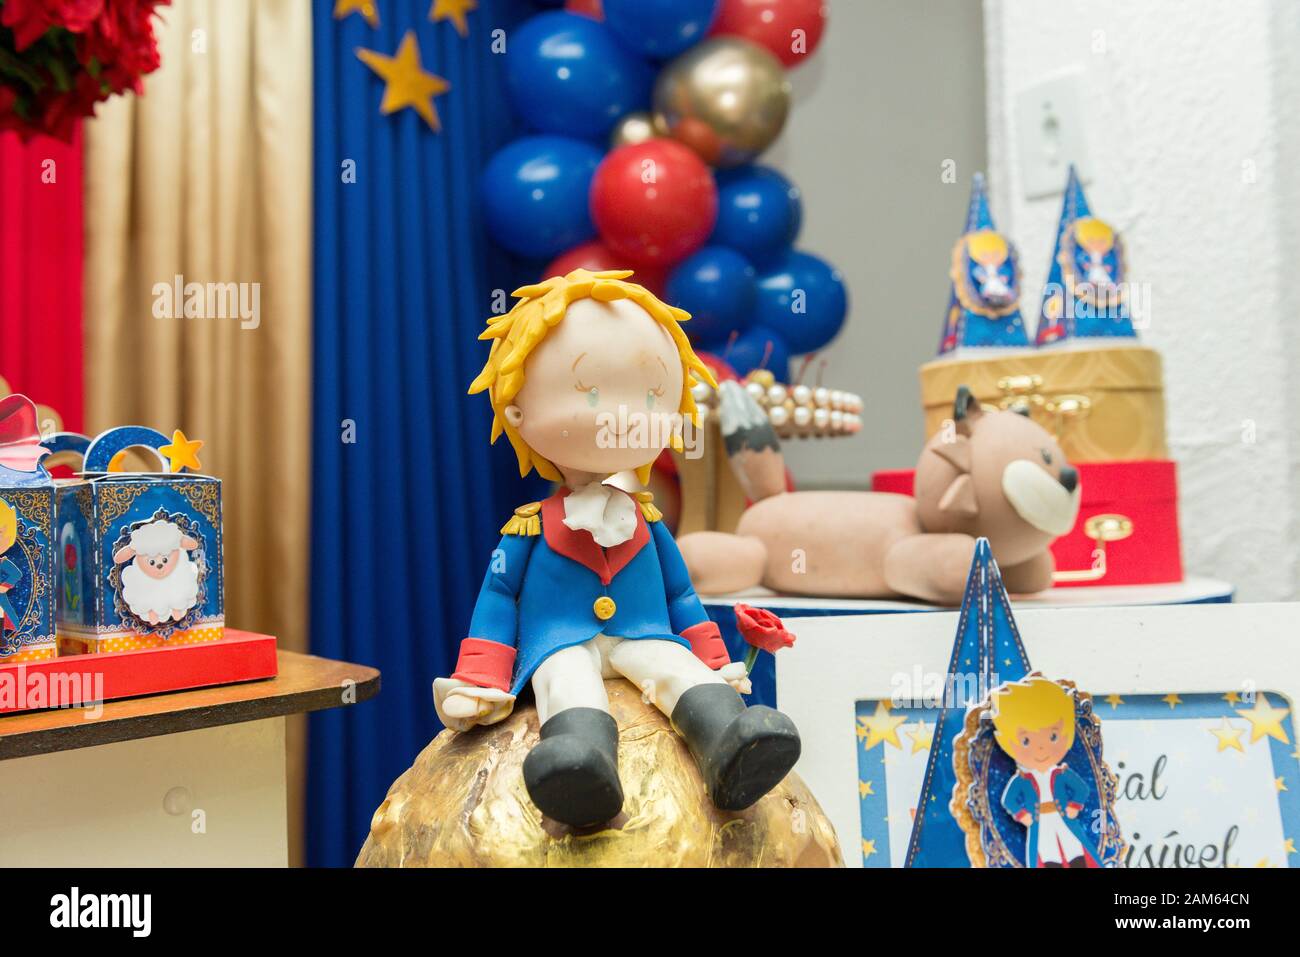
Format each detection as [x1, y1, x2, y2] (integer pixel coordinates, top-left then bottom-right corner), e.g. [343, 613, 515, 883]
[481, 135, 603, 259]
[754, 250, 848, 354]
[711, 166, 803, 266]
[505, 12, 654, 140]
[666, 246, 757, 345]
[725, 325, 791, 380]
[602, 0, 720, 60]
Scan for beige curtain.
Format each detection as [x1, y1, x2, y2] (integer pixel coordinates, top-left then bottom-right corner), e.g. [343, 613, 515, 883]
[83, 0, 313, 864]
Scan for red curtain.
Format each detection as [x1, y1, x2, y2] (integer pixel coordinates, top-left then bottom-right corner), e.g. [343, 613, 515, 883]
[0, 126, 84, 432]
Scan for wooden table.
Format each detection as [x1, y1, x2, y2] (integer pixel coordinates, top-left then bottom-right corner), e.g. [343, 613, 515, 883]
[0, 650, 379, 866]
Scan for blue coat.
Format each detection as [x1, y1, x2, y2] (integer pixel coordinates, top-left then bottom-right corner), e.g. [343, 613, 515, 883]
[467, 491, 715, 695]
[1002, 764, 1101, 868]
[0, 556, 20, 633]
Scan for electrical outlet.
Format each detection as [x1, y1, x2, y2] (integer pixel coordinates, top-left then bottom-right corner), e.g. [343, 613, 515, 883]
[1015, 71, 1091, 199]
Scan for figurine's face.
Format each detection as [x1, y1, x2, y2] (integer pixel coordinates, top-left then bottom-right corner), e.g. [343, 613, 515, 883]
[136, 549, 180, 581]
[1007, 720, 1070, 772]
[507, 297, 685, 476]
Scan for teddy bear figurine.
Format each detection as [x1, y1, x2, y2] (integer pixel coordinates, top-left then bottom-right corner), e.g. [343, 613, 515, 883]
[679, 385, 1081, 604]
[433, 268, 801, 829]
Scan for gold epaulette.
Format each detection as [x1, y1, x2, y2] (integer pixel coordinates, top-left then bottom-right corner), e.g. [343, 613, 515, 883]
[634, 491, 662, 523]
[500, 501, 541, 536]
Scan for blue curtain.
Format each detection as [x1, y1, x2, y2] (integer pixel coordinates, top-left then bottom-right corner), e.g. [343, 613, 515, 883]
[308, 0, 544, 867]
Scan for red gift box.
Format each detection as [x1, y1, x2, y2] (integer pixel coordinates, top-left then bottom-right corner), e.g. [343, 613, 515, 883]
[870, 460, 1183, 588]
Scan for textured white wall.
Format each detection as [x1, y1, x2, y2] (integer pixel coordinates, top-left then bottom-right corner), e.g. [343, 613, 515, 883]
[983, 0, 1300, 600]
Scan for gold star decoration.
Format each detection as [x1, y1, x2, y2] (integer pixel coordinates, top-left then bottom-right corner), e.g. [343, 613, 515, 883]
[908, 720, 934, 754]
[861, 839, 877, 859]
[857, 701, 908, 751]
[1105, 694, 1124, 709]
[1162, 693, 1183, 709]
[1276, 777, 1288, 793]
[159, 429, 204, 473]
[1235, 694, 1291, 745]
[429, 0, 475, 38]
[859, 780, 874, 798]
[1222, 691, 1242, 704]
[357, 31, 450, 132]
[335, 0, 379, 28]
[1208, 717, 1245, 753]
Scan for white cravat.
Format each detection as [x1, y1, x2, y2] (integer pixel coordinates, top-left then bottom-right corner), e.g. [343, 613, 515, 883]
[563, 482, 638, 548]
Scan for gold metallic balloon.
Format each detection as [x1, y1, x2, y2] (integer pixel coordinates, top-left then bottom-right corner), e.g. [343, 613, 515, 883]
[609, 111, 662, 150]
[653, 37, 791, 168]
[356, 679, 843, 868]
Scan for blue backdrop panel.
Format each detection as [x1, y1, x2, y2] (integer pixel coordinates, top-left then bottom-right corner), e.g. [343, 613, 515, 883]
[309, 0, 542, 867]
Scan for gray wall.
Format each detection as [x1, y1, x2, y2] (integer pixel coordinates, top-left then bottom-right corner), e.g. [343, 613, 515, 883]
[766, 0, 988, 487]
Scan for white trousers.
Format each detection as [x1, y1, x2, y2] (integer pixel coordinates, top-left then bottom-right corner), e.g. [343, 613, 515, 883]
[531, 634, 727, 725]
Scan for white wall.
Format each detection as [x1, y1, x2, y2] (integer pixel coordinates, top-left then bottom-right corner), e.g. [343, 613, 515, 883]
[983, 0, 1300, 600]
[769, 0, 988, 487]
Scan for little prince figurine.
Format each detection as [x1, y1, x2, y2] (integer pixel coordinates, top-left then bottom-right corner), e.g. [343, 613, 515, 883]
[434, 269, 801, 828]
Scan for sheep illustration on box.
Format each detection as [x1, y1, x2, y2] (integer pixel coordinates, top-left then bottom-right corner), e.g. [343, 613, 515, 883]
[51, 425, 224, 655]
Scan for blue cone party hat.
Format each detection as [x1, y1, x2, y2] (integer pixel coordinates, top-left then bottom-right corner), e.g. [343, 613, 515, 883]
[904, 538, 1032, 867]
[1035, 165, 1135, 345]
[936, 174, 1030, 356]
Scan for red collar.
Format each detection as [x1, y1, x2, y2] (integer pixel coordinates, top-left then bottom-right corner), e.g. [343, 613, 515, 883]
[541, 487, 649, 585]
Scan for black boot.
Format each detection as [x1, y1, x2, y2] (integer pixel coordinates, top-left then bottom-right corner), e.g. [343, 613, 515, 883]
[672, 683, 801, 811]
[523, 707, 623, 827]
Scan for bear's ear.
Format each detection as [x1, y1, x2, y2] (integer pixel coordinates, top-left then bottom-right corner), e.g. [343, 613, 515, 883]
[953, 385, 984, 436]
[930, 434, 971, 473]
[938, 473, 979, 517]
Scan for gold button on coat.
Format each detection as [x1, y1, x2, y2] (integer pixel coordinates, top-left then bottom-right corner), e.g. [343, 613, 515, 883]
[593, 596, 616, 621]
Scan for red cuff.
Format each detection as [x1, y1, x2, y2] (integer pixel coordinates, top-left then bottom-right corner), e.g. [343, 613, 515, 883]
[682, 621, 730, 670]
[451, 637, 516, 692]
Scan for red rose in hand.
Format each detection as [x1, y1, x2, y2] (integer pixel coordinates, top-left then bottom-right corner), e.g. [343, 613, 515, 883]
[735, 603, 795, 655]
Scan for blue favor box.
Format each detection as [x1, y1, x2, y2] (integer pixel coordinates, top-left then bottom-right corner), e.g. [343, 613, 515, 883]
[52, 426, 225, 654]
[0, 394, 57, 662]
[0, 463, 56, 663]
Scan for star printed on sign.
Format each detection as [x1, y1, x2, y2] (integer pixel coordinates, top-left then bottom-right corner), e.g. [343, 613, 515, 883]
[857, 701, 907, 751]
[335, 0, 380, 27]
[357, 30, 450, 132]
[429, 0, 476, 37]
[1235, 694, 1291, 745]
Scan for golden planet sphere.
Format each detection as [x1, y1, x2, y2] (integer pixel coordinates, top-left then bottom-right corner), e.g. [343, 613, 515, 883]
[356, 678, 843, 868]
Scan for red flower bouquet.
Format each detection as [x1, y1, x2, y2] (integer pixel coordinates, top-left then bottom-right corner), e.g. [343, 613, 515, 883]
[734, 602, 795, 672]
[0, 0, 169, 142]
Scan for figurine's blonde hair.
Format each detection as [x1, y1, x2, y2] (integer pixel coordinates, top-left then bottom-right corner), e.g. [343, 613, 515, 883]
[989, 676, 1076, 755]
[469, 268, 718, 483]
[966, 229, 1010, 266]
[0, 498, 15, 553]
[1073, 217, 1115, 254]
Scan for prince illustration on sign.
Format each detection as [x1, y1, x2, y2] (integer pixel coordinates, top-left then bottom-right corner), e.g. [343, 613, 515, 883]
[992, 676, 1102, 868]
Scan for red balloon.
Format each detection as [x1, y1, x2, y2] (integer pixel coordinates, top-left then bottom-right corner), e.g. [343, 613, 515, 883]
[564, 0, 604, 21]
[709, 0, 828, 68]
[695, 350, 739, 384]
[543, 239, 667, 296]
[589, 140, 718, 267]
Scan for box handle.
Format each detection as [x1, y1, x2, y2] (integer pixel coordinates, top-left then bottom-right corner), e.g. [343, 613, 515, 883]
[995, 374, 1044, 416]
[1052, 512, 1134, 584]
[1043, 393, 1092, 441]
